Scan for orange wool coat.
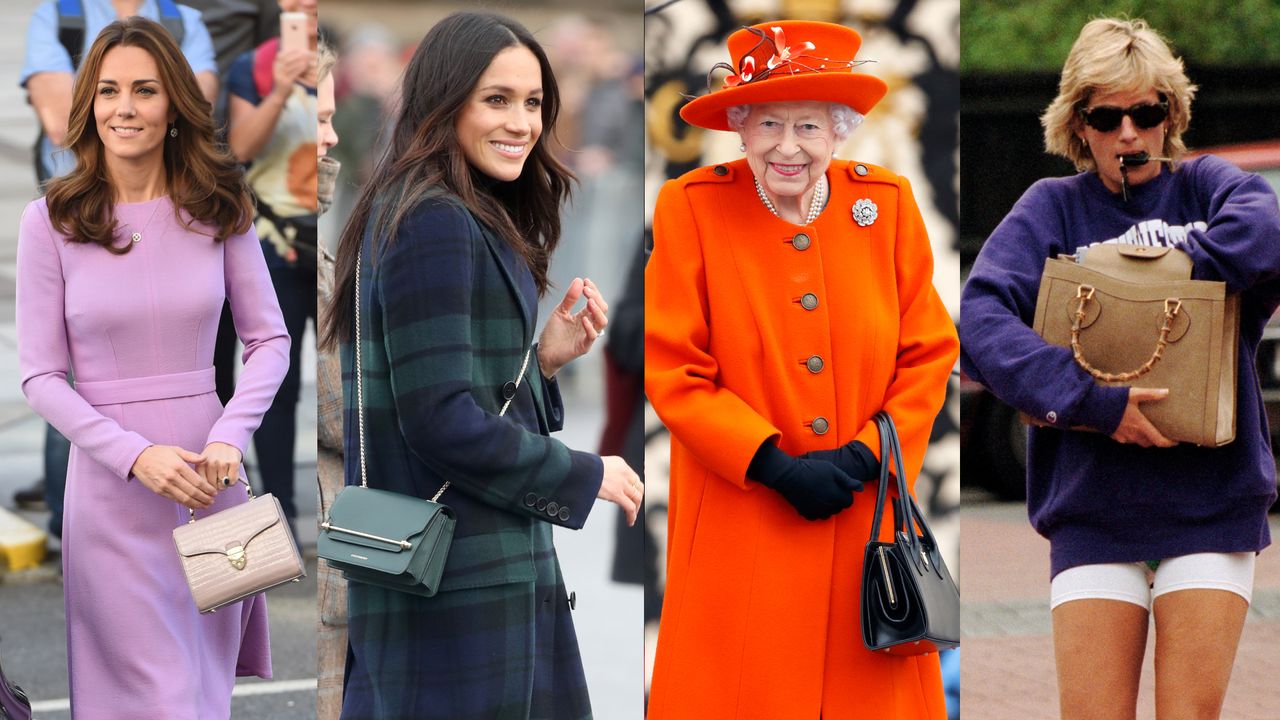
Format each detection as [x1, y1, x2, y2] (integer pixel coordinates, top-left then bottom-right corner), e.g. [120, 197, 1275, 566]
[645, 158, 958, 719]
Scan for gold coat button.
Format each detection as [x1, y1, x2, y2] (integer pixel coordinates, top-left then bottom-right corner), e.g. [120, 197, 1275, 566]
[806, 355, 824, 373]
[800, 293, 819, 311]
[811, 417, 830, 435]
[792, 233, 811, 251]
[855, 164, 869, 176]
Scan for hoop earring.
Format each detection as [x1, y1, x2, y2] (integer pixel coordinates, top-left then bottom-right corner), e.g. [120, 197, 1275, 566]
[169, 125, 178, 138]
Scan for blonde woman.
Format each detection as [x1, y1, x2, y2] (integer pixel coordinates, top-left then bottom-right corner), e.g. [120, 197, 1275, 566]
[961, 18, 1280, 718]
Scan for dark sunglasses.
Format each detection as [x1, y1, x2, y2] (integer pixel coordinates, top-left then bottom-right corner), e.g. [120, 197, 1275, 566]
[1078, 100, 1169, 132]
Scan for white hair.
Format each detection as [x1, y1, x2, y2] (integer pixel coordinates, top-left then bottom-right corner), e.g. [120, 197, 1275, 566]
[725, 103, 864, 142]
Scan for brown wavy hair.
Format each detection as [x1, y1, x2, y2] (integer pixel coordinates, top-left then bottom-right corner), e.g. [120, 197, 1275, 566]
[45, 16, 253, 253]
[321, 11, 574, 350]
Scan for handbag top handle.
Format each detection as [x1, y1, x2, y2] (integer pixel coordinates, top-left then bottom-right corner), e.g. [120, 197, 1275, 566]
[868, 412, 927, 565]
[354, 252, 532, 501]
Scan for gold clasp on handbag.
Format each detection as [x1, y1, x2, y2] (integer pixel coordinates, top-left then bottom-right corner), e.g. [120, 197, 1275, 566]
[1165, 298, 1183, 316]
[227, 544, 246, 571]
[1076, 284, 1096, 301]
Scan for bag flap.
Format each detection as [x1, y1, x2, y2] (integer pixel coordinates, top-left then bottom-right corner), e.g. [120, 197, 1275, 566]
[322, 486, 449, 550]
[1080, 243, 1193, 282]
[172, 496, 282, 558]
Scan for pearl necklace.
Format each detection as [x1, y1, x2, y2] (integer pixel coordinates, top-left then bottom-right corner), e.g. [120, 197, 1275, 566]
[755, 175, 827, 225]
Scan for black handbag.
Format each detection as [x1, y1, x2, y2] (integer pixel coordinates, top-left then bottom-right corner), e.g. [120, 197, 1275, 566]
[0, 637, 31, 720]
[860, 412, 960, 655]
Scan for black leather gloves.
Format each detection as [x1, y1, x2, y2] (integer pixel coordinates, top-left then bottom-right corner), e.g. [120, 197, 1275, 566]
[747, 442, 863, 521]
[801, 440, 879, 482]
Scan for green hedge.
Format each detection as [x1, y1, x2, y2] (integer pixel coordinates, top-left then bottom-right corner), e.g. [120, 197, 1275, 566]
[961, 0, 1280, 71]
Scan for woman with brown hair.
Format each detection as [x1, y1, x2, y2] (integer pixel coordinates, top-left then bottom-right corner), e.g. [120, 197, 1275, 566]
[322, 11, 641, 718]
[16, 17, 289, 718]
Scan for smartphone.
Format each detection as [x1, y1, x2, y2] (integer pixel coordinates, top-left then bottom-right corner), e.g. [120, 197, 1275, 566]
[280, 12, 307, 54]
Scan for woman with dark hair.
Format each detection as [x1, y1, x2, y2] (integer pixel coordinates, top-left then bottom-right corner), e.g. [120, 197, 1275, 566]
[16, 16, 289, 719]
[321, 11, 642, 719]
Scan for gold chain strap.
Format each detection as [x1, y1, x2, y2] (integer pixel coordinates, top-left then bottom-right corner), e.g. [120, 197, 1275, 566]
[1069, 284, 1182, 382]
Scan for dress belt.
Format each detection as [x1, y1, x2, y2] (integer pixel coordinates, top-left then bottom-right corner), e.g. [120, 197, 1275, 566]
[75, 367, 216, 406]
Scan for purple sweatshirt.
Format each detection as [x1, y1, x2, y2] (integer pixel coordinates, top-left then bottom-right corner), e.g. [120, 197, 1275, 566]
[960, 155, 1280, 577]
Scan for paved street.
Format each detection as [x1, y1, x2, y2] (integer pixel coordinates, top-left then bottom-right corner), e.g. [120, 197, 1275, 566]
[962, 487, 1280, 719]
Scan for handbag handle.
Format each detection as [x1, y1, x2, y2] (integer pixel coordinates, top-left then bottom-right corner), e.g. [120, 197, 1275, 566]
[867, 412, 931, 574]
[353, 253, 532, 502]
[188, 477, 253, 523]
[1070, 285, 1182, 382]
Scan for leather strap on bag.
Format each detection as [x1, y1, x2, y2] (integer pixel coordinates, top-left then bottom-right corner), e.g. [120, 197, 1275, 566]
[352, 252, 533, 501]
[868, 412, 935, 576]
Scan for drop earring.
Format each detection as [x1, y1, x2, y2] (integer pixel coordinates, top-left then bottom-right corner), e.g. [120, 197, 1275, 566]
[169, 125, 178, 138]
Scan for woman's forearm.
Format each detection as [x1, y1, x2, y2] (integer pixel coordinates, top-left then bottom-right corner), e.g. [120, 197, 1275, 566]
[227, 90, 291, 164]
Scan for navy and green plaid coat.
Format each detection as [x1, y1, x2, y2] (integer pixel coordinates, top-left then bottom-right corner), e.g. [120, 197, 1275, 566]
[339, 192, 604, 720]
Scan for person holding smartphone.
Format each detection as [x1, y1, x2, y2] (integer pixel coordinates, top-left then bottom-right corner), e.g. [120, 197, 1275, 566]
[220, 0, 318, 528]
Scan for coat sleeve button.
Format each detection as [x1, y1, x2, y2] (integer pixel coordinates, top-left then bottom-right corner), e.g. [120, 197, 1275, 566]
[568, 591, 577, 610]
[558, 506, 571, 522]
[524, 492, 538, 507]
[546, 501, 560, 516]
[536, 497, 548, 511]
[502, 381, 518, 400]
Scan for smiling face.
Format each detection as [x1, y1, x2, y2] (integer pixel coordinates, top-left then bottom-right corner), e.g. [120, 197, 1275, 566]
[454, 45, 544, 182]
[738, 101, 836, 204]
[94, 44, 175, 169]
[1076, 87, 1168, 193]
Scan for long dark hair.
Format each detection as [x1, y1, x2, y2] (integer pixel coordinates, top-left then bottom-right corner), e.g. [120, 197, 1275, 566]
[322, 11, 573, 350]
[46, 17, 253, 251]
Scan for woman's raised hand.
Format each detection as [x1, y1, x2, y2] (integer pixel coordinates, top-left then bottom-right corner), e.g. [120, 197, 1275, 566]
[1110, 387, 1176, 448]
[598, 455, 643, 527]
[272, 47, 313, 97]
[129, 445, 218, 509]
[537, 277, 609, 378]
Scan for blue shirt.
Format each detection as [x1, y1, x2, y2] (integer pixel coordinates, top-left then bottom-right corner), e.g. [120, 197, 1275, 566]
[22, 0, 216, 179]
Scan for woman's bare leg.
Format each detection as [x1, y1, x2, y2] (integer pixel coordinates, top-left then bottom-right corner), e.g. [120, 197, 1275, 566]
[1153, 589, 1247, 720]
[1053, 599, 1149, 720]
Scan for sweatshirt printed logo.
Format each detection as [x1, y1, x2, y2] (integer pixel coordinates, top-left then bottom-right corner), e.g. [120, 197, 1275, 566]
[1091, 219, 1208, 248]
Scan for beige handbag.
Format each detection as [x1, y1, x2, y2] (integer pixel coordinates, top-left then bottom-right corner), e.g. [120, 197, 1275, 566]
[1030, 243, 1239, 446]
[172, 480, 305, 613]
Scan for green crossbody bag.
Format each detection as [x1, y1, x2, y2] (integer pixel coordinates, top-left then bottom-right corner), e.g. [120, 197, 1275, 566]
[317, 253, 531, 596]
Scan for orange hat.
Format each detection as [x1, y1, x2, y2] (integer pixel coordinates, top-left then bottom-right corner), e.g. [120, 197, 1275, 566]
[680, 21, 888, 132]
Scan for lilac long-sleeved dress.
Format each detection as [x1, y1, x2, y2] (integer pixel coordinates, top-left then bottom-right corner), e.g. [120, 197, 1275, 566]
[16, 196, 290, 719]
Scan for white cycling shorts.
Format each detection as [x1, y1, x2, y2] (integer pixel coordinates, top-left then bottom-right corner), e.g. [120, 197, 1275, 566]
[1049, 552, 1255, 611]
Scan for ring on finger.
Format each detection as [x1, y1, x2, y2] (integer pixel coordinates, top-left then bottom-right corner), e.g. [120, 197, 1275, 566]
[221, 476, 232, 487]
